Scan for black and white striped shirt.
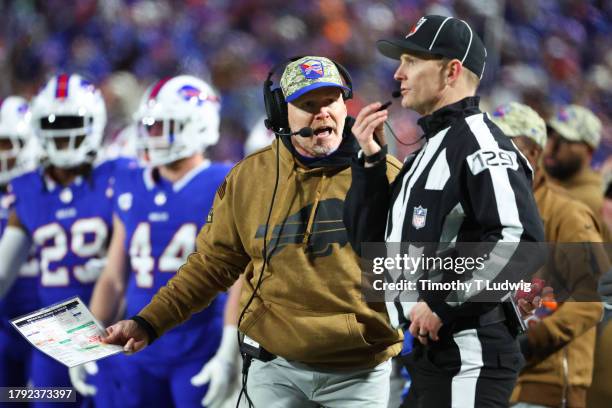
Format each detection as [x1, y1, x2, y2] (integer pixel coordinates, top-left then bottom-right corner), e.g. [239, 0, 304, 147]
[344, 96, 544, 329]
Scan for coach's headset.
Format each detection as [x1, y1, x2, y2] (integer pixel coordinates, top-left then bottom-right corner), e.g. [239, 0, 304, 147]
[263, 55, 354, 134]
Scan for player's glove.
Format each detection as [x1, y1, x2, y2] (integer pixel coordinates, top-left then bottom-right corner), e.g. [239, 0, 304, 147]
[69, 361, 98, 396]
[83, 258, 107, 281]
[191, 325, 239, 408]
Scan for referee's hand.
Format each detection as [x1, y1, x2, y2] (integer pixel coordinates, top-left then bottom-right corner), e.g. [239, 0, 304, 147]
[352, 101, 389, 156]
[101, 319, 148, 354]
[409, 301, 443, 345]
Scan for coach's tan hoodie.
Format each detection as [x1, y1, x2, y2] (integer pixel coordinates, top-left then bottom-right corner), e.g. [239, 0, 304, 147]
[138, 131, 403, 369]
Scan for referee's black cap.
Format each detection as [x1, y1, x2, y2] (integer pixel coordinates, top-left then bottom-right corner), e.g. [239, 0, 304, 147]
[377, 15, 487, 79]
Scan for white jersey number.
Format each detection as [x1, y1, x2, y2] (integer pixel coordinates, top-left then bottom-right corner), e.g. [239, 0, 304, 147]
[130, 223, 197, 288]
[33, 217, 108, 286]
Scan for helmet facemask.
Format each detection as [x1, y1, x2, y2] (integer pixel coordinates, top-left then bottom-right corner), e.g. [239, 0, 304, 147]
[31, 74, 107, 169]
[137, 116, 197, 167]
[38, 114, 95, 168]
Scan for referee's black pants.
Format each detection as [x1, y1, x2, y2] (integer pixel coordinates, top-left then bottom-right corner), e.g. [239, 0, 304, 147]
[400, 323, 524, 408]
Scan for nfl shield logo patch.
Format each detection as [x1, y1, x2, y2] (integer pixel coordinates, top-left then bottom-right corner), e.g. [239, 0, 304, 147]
[412, 206, 427, 230]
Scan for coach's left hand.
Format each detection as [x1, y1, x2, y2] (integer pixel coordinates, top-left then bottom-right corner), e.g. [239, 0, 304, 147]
[191, 325, 239, 408]
[409, 301, 443, 345]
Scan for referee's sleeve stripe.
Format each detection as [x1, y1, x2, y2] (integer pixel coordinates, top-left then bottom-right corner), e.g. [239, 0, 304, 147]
[465, 113, 524, 242]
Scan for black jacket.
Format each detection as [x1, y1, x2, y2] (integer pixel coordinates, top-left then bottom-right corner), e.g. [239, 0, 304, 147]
[344, 96, 545, 328]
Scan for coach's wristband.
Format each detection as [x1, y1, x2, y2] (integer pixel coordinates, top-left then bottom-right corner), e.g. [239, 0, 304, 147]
[363, 144, 388, 164]
[130, 315, 158, 345]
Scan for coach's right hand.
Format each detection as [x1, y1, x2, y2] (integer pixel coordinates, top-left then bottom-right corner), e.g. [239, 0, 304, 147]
[101, 319, 148, 354]
[352, 101, 389, 156]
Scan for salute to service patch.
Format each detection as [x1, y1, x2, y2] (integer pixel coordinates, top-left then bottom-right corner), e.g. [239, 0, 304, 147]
[217, 179, 227, 200]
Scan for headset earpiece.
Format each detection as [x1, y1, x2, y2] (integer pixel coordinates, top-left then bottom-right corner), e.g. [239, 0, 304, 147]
[263, 77, 276, 131]
[333, 61, 353, 100]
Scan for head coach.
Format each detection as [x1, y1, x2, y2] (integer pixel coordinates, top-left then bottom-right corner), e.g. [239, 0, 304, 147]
[99, 56, 405, 407]
[344, 15, 546, 407]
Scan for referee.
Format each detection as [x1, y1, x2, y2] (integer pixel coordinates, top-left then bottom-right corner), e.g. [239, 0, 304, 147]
[344, 15, 545, 407]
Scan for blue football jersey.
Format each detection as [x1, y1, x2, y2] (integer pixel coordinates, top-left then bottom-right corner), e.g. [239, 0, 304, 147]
[114, 160, 232, 362]
[9, 158, 134, 307]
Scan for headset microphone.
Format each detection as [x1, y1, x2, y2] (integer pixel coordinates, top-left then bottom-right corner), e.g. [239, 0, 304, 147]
[297, 127, 314, 137]
[392, 90, 402, 98]
[274, 127, 314, 137]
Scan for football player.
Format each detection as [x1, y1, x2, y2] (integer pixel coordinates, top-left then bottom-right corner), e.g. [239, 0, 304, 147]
[0, 74, 133, 408]
[0, 96, 40, 389]
[73, 75, 239, 408]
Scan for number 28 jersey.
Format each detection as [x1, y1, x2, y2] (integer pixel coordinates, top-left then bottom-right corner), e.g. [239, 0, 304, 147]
[114, 160, 232, 362]
[9, 159, 134, 306]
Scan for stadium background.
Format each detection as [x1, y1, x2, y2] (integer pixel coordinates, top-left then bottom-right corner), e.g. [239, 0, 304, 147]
[0, 0, 610, 165]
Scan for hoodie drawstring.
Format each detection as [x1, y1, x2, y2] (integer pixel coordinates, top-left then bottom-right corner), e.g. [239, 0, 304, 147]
[302, 173, 327, 247]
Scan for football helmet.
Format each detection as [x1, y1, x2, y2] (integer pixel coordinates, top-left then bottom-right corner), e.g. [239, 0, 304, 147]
[30, 74, 107, 168]
[134, 75, 221, 166]
[0, 96, 38, 185]
[245, 116, 275, 156]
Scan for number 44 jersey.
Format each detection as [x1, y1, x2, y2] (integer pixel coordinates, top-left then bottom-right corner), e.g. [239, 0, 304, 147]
[9, 158, 135, 307]
[114, 160, 232, 362]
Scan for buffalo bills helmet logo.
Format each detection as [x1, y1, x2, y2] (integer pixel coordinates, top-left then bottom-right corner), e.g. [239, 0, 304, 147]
[300, 60, 324, 80]
[178, 85, 205, 105]
[17, 103, 29, 116]
[80, 78, 94, 90]
[493, 104, 511, 118]
[557, 107, 570, 122]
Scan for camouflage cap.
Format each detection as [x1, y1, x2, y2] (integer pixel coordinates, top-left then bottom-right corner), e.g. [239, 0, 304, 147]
[548, 104, 602, 149]
[280, 56, 350, 103]
[490, 102, 547, 149]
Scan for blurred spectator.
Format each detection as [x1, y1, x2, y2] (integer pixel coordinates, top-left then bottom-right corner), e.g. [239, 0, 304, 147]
[543, 104, 612, 248]
[491, 101, 607, 408]
[0, 1, 609, 163]
[99, 71, 144, 143]
[587, 265, 612, 408]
